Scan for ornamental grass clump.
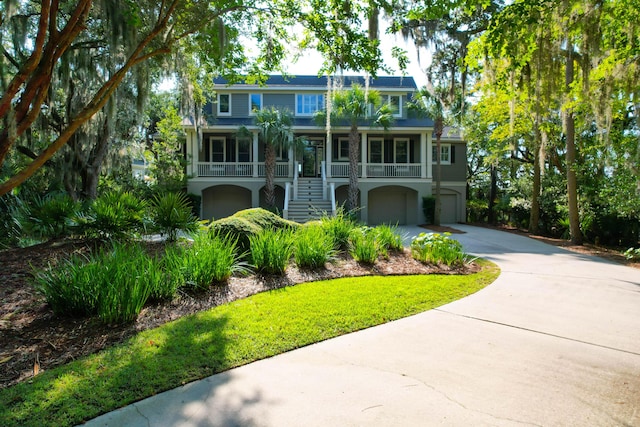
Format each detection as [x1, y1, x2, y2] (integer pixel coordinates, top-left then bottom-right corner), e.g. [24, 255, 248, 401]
[294, 224, 336, 269]
[349, 226, 379, 265]
[373, 224, 405, 258]
[411, 232, 467, 266]
[250, 227, 294, 274]
[179, 232, 245, 290]
[33, 242, 163, 324]
[321, 207, 357, 252]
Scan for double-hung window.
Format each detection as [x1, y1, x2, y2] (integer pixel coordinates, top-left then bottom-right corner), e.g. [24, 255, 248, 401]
[394, 138, 409, 163]
[368, 138, 384, 163]
[432, 144, 451, 165]
[296, 94, 324, 116]
[217, 93, 231, 116]
[337, 138, 350, 160]
[208, 137, 226, 162]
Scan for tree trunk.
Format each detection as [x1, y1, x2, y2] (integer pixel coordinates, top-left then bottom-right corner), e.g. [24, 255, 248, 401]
[565, 41, 582, 244]
[264, 143, 276, 210]
[530, 141, 541, 234]
[348, 123, 360, 212]
[488, 163, 497, 224]
[434, 116, 443, 226]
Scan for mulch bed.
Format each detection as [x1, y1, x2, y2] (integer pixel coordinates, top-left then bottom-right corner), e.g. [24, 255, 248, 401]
[0, 240, 478, 389]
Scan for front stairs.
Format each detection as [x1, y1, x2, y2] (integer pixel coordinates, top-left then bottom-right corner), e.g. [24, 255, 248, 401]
[287, 178, 332, 223]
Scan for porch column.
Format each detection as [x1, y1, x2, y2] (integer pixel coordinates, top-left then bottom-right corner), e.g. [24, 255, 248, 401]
[427, 131, 433, 179]
[361, 132, 367, 178]
[326, 135, 332, 178]
[252, 131, 259, 177]
[420, 132, 427, 179]
[191, 131, 198, 177]
[288, 146, 294, 178]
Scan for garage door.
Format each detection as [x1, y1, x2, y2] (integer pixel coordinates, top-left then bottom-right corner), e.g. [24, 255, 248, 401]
[440, 194, 457, 223]
[368, 191, 407, 225]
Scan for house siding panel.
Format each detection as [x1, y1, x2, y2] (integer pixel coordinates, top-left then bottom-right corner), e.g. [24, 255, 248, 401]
[264, 93, 295, 112]
[434, 143, 466, 182]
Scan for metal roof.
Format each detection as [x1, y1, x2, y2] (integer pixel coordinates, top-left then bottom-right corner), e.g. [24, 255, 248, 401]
[212, 75, 418, 90]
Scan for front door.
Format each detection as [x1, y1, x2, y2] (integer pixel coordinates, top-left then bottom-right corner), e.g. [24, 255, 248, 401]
[302, 139, 324, 177]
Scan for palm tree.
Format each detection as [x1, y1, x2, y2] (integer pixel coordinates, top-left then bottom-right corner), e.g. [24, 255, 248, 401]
[317, 83, 394, 212]
[251, 107, 295, 211]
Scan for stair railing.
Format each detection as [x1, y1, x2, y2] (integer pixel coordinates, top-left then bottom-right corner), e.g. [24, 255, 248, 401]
[321, 160, 328, 200]
[293, 161, 299, 200]
[330, 182, 336, 217]
[283, 182, 291, 220]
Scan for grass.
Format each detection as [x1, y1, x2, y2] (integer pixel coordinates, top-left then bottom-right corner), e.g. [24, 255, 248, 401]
[0, 260, 499, 427]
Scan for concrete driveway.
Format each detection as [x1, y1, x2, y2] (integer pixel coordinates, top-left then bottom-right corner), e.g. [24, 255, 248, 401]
[84, 225, 640, 426]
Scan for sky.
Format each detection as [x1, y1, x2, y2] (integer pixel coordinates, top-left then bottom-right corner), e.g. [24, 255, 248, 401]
[157, 21, 431, 91]
[282, 24, 430, 87]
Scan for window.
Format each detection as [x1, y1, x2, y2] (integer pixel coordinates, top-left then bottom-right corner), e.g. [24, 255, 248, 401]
[368, 138, 383, 163]
[207, 137, 226, 162]
[296, 94, 324, 116]
[394, 138, 409, 163]
[249, 93, 262, 115]
[432, 144, 451, 165]
[386, 95, 402, 117]
[236, 137, 251, 162]
[217, 93, 231, 116]
[337, 138, 350, 160]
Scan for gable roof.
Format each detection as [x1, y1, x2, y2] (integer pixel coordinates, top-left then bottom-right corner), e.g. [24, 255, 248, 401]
[213, 75, 418, 90]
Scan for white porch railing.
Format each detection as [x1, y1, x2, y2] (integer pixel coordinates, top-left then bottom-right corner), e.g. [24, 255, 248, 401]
[331, 163, 422, 178]
[366, 163, 422, 178]
[197, 162, 290, 177]
[330, 163, 360, 178]
[197, 162, 253, 177]
[257, 162, 289, 177]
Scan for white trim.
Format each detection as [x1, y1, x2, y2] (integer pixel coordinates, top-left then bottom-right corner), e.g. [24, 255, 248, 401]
[393, 138, 410, 164]
[217, 93, 231, 116]
[248, 93, 262, 115]
[368, 137, 384, 164]
[432, 143, 451, 165]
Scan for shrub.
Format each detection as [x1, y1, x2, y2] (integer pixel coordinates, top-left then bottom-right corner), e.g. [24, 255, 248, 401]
[209, 208, 298, 254]
[411, 232, 467, 266]
[233, 208, 299, 230]
[349, 226, 379, 265]
[76, 191, 147, 240]
[422, 196, 436, 225]
[373, 224, 404, 258]
[33, 243, 162, 323]
[623, 247, 640, 261]
[294, 224, 336, 269]
[250, 227, 294, 275]
[150, 192, 199, 241]
[178, 232, 245, 290]
[15, 192, 80, 242]
[321, 207, 357, 252]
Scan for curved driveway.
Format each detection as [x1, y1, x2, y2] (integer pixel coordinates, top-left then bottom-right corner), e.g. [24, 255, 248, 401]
[85, 225, 640, 426]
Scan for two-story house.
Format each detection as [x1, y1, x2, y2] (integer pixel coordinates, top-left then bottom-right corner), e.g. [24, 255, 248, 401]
[183, 75, 467, 225]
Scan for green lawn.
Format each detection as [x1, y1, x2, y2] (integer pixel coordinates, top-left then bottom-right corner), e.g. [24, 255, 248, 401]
[0, 261, 499, 427]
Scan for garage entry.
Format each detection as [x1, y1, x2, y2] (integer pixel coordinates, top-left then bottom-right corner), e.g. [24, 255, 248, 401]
[368, 186, 417, 225]
[440, 194, 458, 223]
[202, 185, 251, 221]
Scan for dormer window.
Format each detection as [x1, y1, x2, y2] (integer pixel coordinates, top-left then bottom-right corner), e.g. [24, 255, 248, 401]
[249, 93, 262, 115]
[387, 95, 402, 117]
[217, 93, 231, 116]
[296, 94, 324, 116]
